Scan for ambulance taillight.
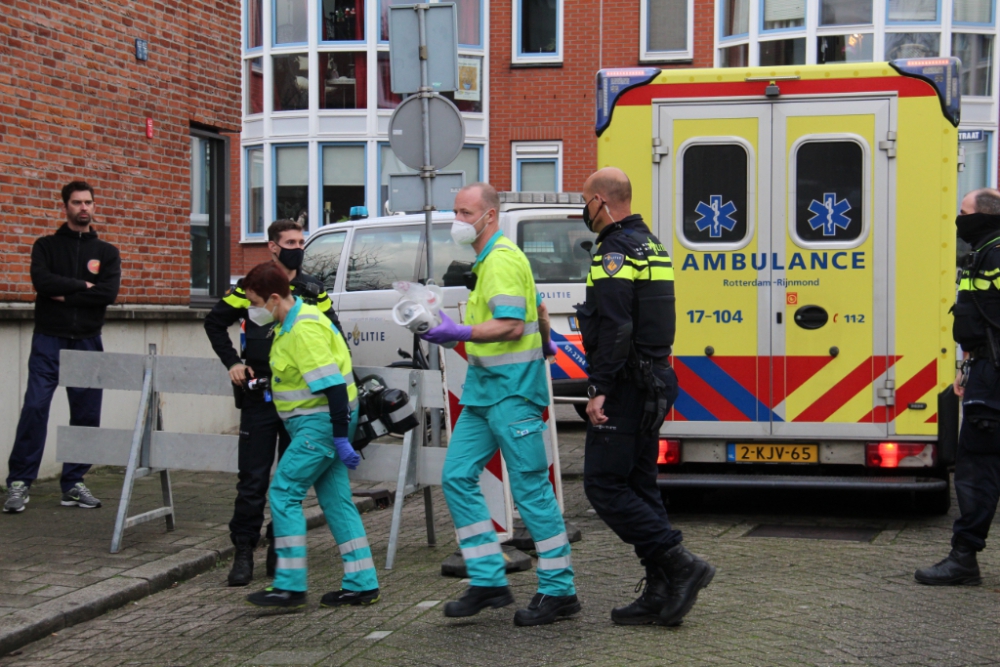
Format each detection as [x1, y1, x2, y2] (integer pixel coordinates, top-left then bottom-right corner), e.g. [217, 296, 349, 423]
[658, 439, 681, 465]
[865, 442, 936, 468]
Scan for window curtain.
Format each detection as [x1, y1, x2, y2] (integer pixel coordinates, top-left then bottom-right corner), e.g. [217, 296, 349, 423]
[457, 0, 480, 45]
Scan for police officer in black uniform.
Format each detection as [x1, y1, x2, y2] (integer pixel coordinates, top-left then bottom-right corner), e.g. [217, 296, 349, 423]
[916, 188, 1000, 586]
[204, 219, 343, 587]
[577, 167, 715, 626]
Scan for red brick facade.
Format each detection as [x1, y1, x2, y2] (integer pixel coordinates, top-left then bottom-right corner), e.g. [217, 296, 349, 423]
[0, 0, 242, 304]
[489, 0, 715, 193]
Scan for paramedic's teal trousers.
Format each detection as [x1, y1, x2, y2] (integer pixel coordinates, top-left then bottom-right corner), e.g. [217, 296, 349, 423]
[269, 413, 377, 593]
[442, 396, 575, 595]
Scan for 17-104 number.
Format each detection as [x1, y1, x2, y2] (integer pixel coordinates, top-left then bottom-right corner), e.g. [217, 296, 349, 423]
[687, 310, 743, 324]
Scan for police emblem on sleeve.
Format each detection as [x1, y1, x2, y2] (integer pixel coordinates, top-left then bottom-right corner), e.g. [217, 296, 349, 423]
[602, 252, 625, 276]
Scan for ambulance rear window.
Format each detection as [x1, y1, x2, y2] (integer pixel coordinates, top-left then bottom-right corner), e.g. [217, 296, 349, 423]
[793, 140, 864, 244]
[517, 219, 596, 284]
[681, 143, 750, 247]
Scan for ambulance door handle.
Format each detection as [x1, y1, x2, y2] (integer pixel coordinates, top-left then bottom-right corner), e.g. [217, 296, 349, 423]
[776, 312, 782, 324]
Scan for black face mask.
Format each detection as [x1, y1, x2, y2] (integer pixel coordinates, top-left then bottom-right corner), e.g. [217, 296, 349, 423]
[583, 197, 600, 232]
[956, 212, 1000, 245]
[277, 247, 304, 271]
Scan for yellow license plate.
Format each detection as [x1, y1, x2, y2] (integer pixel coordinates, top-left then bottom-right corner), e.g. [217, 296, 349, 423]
[727, 443, 819, 464]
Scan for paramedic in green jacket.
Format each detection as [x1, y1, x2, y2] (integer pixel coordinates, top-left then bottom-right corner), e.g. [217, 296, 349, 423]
[240, 261, 379, 609]
[421, 182, 579, 626]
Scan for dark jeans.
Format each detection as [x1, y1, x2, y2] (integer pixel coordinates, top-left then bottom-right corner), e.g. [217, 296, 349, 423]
[952, 419, 1000, 552]
[583, 370, 682, 560]
[6, 334, 103, 493]
[230, 394, 290, 547]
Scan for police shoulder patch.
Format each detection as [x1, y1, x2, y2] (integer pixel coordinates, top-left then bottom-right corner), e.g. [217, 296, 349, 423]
[602, 252, 625, 276]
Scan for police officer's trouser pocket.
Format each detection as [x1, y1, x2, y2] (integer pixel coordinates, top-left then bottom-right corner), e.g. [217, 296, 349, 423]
[585, 432, 635, 480]
[504, 418, 549, 474]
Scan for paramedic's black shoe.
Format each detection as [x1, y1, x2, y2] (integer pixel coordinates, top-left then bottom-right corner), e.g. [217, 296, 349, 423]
[320, 588, 381, 607]
[513, 593, 581, 626]
[227, 540, 255, 587]
[655, 544, 715, 626]
[246, 587, 306, 608]
[611, 564, 680, 626]
[443, 585, 514, 617]
[915, 546, 982, 586]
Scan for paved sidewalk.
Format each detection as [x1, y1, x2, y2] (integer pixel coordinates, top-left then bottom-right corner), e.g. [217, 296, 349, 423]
[0, 467, 375, 656]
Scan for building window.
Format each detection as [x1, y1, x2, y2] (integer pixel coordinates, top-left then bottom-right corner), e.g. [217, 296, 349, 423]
[884, 32, 940, 59]
[191, 131, 229, 300]
[820, 0, 872, 25]
[273, 53, 309, 112]
[720, 43, 750, 66]
[513, 142, 562, 192]
[793, 140, 865, 245]
[953, 33, 994, 95]
[275, 145, 310, 224]
[322, 0, 364, 42]
[246, 146, 265, 237]
[642, 0, 694, 61]
[515, 0, 562, 63]
[958, 131, 993, 208]
[722, 0, 750, 37]
[681, 143, 750, 247]
[888, 0, 939, 22]
[274, 0, 308, 44]
[456, 0, 483, 47]
[320, 52, 367, 109]
[760, 37, 806, 65]
[380, 144, 482, 214]
[443, 55, 483, 112]
[376, 52, 404, 109]
[321, 144, 366, 225]
[246, 0, 263, 49]
[245, 57, 264, 115]
[818, 33, 874, 63]
[763, 0, 805, 31]
[955, 0, 994, 24]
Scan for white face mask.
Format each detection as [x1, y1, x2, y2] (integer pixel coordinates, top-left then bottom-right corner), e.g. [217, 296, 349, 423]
[248, 302, 275, 326]
[450, 211, 490, 246]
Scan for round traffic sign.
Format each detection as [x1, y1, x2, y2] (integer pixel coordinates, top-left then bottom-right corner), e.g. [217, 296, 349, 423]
[388, 94, 465, 172]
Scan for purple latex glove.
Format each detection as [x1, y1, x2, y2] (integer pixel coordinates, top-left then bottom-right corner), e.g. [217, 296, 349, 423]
[421, 310, 472, 345]
[334, 437, 360, 470]
[543, 339, 559, 357]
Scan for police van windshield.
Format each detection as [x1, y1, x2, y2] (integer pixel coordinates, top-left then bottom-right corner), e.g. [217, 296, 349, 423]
[517, 219, 596, 284]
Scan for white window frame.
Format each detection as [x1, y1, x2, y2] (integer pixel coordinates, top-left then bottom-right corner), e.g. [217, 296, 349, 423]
[512, 0, 563, 65]
[641, 0, 695, 62]
[512, 142, 563, 192]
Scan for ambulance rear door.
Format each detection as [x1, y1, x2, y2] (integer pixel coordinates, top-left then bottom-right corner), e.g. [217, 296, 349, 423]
[770, 99, 893, 439]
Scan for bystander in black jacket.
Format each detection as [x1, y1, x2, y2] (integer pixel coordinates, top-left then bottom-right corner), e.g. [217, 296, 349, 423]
[30, 224, 121, 339]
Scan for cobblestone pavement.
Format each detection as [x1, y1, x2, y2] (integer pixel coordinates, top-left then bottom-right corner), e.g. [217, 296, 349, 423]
[2, 413, 999, 666]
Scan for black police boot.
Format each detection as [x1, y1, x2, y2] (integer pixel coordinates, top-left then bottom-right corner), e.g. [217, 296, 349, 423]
[443, 585, 514, 618]
[654, 543, 716, 626]
[610, 563, 680, 626]
[228, 539, 255, 587]
[246, 587, 307, 609]
[915, 545, 982, 586]
[513, 593, 581, 626]
[265, 522, 277, 578]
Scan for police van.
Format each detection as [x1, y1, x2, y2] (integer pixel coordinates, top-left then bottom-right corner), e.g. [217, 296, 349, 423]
[301, 193, 595, 410]
[596, 58, 962, 510]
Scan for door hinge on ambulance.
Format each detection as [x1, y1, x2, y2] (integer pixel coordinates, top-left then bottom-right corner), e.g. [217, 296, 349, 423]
[596, 60, 963, 511]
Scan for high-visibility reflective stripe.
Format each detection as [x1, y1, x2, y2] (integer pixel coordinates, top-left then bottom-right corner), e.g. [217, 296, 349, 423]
[467, 348, 544, 367]
[389, 401, 415, 423]
[338, 537, 369, 555]
[343, 557, 376, 573]
[303, 363, 342, 383]
[273, 388, 319, 401]
[274, 535, 307, 549]
[223, 292, 250, 308]
[277, 405, 330, 419]
[344, 371, 355, 386]
[522, 321, 540, 336]
[461, 542, 503, 560]
[456, 520, 494, 540]
[534, 532, 568, 553]
[277, 557, 307, 570]
[537, 555, 572, 570]
[488, 294, 527, 312]
[295, 314, 320, 324]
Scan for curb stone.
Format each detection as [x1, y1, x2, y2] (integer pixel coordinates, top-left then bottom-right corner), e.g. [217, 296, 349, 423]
[0, 497, 376, 657]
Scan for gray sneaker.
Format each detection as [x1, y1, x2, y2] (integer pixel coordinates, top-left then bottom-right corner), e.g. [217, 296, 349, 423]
[4, 482, 29, 513]
[61, 482, 102, 509]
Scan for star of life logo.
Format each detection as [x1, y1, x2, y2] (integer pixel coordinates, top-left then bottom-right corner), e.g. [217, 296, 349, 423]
[694, 195, 738, 238]
[807, 193, 852, 236]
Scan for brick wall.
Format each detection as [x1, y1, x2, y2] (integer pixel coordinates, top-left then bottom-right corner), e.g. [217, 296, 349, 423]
[490, 0, 715, 193]
[0, 0, 242, 305]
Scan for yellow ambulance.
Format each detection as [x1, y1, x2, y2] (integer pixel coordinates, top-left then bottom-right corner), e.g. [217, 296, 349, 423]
[596, 58, 962, 510]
